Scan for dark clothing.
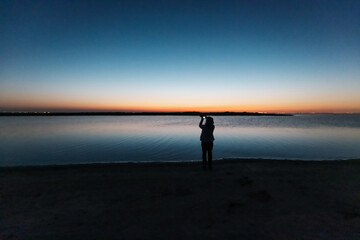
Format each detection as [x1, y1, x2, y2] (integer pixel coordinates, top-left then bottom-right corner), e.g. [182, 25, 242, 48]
[199, 117, 215, 169]
[201, 142, 213, 169]
[199, 125, 215, 142]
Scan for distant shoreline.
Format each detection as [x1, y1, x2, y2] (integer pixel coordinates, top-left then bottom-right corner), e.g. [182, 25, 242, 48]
[0, 111, 292, 117]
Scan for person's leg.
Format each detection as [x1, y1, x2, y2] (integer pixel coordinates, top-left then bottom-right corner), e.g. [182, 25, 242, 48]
[201, 142, 207, 169]
[208, 142, 213, 169]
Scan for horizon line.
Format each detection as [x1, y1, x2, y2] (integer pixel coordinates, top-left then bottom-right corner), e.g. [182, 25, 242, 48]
[1, 110, 360, 115]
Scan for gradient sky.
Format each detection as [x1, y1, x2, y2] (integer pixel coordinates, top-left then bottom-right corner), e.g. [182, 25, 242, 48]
[1, 0, 360, 113]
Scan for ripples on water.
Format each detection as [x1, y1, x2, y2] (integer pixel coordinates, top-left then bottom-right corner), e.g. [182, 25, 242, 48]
[0, 114, 359, 166]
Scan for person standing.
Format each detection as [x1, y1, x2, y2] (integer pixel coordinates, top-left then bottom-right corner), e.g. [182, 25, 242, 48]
[199, 115, 215, 169]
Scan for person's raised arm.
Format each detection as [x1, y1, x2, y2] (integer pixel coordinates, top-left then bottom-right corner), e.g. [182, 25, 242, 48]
[199, 115, 204, 128]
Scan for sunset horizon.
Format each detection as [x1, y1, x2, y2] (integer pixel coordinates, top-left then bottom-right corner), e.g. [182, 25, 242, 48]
[1, 1, 359, 113]
[2, 107, 360, 114]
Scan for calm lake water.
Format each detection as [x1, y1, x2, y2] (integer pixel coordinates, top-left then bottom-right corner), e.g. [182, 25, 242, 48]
[1, 115, 360, 166]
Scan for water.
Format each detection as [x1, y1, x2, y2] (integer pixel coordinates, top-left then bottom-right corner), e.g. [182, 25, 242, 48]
[1, 115, 359, 166]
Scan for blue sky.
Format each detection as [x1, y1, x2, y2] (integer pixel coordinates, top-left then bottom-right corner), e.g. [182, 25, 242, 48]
[1, 0, 359, 112]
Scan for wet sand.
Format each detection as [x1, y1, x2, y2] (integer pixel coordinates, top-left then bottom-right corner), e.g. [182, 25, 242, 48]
[1, 159, 360, 240]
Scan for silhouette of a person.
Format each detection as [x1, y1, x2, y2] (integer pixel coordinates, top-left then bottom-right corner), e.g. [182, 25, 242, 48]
[199, 116, 215, 169]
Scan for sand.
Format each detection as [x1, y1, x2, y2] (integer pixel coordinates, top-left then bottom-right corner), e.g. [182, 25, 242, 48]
[1, 159, 360, 240]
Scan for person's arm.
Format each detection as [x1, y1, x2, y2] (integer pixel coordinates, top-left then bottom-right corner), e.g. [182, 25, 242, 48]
[199, 116, 204, 128]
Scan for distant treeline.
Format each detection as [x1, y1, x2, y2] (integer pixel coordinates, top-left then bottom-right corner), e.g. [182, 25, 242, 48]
[0, 111, 292, 117]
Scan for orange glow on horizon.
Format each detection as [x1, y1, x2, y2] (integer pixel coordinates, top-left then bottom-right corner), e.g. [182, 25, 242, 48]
[2, 103, 360, 113]
[1, 90, 360, 113]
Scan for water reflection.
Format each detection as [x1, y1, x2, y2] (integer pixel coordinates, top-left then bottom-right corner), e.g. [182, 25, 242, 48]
[0, 115, 359, 166]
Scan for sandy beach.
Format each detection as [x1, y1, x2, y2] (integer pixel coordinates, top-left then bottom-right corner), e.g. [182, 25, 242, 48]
[1, 159, 360, 240]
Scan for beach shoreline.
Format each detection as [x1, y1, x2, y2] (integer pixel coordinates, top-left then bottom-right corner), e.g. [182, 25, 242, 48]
[2, 157, 359, 169]
[1, 159, 360, 239]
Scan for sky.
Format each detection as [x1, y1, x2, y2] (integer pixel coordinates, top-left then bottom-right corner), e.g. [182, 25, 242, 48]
[1, 0, 360, 113]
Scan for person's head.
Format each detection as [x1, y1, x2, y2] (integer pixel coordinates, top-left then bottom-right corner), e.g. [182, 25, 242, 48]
[205, 116, 214, 126]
